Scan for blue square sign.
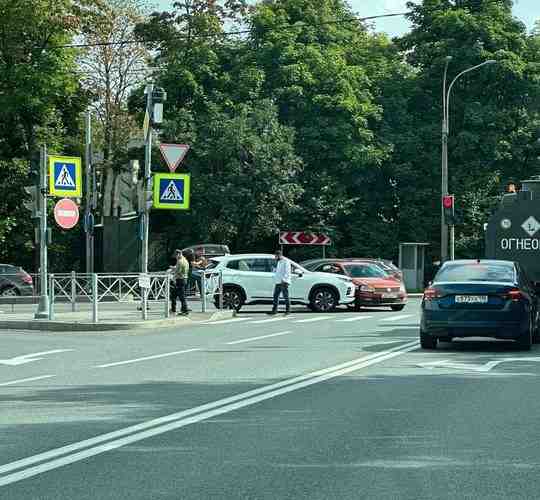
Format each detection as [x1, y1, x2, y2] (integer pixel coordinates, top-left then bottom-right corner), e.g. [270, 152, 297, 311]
[153, 173, 191, 210]
[49, 156, 82, 197]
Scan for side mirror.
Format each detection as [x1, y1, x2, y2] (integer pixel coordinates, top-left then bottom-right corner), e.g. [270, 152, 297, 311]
[293, 270, 303, 278]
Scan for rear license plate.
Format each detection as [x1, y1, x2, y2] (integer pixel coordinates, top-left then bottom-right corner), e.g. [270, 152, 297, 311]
[455, 295, 488, 304]
[382, 293, 398, 299]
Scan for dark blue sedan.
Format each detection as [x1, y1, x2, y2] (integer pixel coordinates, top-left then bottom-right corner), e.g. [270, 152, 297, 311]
[420, 260, 539, 350]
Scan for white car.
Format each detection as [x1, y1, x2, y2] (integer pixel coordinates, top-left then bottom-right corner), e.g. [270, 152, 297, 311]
[206, 253, 356, 312]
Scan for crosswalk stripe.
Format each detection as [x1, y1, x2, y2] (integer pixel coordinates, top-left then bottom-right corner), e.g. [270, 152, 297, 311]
[293, 316, 332, 324]
[379, 314, 414, 322]
[336, 315, 374, 323]
[250, 317, 290, 324]
[208, 317, 253, 325]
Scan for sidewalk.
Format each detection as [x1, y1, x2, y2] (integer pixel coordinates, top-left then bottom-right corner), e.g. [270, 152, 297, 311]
[0, 302, 234, 332]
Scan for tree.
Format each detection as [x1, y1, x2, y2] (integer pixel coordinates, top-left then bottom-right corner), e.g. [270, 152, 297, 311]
[78, 0, 150, 161]
[0, 0, 93, 268]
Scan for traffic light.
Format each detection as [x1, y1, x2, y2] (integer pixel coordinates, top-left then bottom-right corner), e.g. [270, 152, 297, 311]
[442, 194, 455, 225]
[23, 186, 40, 219]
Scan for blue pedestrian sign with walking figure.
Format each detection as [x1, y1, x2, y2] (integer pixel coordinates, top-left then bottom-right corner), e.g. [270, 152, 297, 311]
[49, 156, 82, 198]
[153, 173, 191, 210]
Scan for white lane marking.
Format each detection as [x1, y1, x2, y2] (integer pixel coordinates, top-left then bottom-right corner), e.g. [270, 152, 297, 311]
[0, 375, 55, 387]
[250, 317, 290, 324]
[336, 315, 374, 323]
[293, 316, 332, 324]
[0, 341, 418, 484]
[379, 315, 414, 323]
[207, 317, 253, 325]
[227, 331, 292, 345]
[0, 349, 74, 366]
[418, 357, 540, 373]
[95, 348, 201, 368]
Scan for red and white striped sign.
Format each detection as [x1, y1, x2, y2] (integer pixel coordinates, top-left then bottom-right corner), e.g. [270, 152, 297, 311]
[279, 231, 331, 246]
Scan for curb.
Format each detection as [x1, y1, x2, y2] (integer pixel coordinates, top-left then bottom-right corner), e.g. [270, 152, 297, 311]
[0, 310, 235, 333]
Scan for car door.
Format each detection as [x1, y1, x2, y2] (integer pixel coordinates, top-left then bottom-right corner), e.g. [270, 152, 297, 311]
[288, 260, 323, 301]
[226, 258, 274, 301]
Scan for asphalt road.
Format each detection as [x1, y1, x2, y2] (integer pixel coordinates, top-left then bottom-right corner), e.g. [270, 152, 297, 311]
[2, 298, 540, 499]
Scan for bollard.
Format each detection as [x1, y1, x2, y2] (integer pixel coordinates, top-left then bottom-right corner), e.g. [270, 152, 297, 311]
[201, 272, 207, 313]
[71, 270, 76, 312]
[92, 273, 98, 324]
[48, 274, 55, 321]
[218, 270, 224, 310]
[164, 273, 170, 319]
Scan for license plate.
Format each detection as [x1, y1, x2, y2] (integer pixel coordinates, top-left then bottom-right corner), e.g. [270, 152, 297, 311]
[455, 295, 488, 304]
[382, 293, 398, 299]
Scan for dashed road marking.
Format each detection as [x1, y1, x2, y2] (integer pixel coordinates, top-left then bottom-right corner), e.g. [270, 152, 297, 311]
[336, 315, 374, 323]
[95, 348, 201, 368]
[0, 375, 56, 387]
[249, 317, 291, 324]
[226, 331, 292, 345]
[207, 317, 253, 325]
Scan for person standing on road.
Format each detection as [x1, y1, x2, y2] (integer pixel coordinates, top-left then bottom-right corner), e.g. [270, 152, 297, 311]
[171, 249, 190, 315]
[269, 250, 291, 315]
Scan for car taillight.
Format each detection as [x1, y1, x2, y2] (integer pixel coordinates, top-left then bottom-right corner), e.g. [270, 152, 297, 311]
[18, 272, 33, 284]
[423, 287, 442, 300]
[504, 289, 525, 301]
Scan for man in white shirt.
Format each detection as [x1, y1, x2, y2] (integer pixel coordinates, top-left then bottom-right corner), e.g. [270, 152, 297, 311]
[269, 250, 291, 315]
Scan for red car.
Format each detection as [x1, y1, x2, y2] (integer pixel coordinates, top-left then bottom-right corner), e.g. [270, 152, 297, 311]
[301, 259, 407, 311]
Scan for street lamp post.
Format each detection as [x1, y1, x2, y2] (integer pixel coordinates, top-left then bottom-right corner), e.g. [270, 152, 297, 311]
[441, 58, 496, 262]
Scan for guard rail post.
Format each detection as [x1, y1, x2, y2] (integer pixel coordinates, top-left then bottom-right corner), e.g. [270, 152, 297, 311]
[164, 273, 170, 319]
[218, 270, 224, 310]
[201, 272, 207, 313]
[71, 270, 76, 312]
[48, 274, 55, 320]
[92, 273, 98, 324]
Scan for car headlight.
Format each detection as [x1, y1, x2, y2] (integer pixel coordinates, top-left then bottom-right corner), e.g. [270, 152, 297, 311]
[335, 276, 353, 283]
[359, 284, 375, 293]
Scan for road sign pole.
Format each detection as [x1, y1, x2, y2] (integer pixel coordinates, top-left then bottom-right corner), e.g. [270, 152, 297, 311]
[35, 144, 49, 319]
[85, 110, 94, 273]
[141, 84, 154, 314]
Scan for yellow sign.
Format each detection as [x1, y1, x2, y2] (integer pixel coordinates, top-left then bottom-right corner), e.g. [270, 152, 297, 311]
[153, 173, 191, 210]
[48, 156, 82, 198]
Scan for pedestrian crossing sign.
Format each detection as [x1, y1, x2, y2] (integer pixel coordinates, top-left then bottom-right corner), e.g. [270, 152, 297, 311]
[49, 156, 82, 198]
[153, 173, 191, 210]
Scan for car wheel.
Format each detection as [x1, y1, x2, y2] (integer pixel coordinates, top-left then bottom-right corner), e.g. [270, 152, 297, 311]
[391, 305, 405, 312]
[516, 316, 533, 351]
[420, 330, 437, 349]
[0, 285, 20, 297]
[214, 286, 244, 312]
[310, 287, 338, 313]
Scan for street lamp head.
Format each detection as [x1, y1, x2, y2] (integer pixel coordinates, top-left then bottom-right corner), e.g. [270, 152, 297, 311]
[445, 56, 453, 61]
[485, 59, 497, 65]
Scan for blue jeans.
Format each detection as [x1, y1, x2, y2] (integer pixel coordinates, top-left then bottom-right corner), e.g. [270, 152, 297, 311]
[272, 283, 290, 312]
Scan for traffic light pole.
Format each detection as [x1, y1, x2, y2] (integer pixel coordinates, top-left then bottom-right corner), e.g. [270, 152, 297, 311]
[35, 144, 49, 319]
[141, 84, 154, 320]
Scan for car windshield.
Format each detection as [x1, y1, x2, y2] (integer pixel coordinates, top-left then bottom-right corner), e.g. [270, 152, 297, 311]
[344, 264, 387, 278]
[435, 263, 515, 283]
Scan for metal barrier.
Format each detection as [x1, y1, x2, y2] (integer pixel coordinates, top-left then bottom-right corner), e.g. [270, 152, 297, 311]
[49, 273, 171, 324]
[1, 269, 225, 321]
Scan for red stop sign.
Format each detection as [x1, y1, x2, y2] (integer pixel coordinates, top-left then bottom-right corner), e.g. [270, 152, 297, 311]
[54, 198, 79, 229]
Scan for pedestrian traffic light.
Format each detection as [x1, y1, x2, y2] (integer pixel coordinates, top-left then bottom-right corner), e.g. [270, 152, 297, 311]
[442, 194, 455, 225]
[23, 185, 40, 219]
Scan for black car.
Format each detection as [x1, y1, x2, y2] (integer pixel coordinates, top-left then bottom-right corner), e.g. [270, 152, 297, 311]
[0, 264, 34, 297]
[420, 259, 540, 350]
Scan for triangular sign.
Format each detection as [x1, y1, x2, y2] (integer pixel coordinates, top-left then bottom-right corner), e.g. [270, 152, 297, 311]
[55, 165, 76, 188]
[161, 181, 183, 202]
[159, 143, 190, 172]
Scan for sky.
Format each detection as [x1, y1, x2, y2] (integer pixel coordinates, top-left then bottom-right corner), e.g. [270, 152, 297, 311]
[154, 0, 539, 36]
